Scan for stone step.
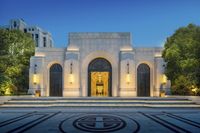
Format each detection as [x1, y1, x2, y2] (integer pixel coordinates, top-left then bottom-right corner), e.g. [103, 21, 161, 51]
[10, 97, 189, 101]
[1, 96, 199, 108]
[1, 103, 200, 108]
[4, 101, 195, 104]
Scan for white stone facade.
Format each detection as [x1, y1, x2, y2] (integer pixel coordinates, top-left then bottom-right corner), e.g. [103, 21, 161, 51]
[28, 32, 170, 97]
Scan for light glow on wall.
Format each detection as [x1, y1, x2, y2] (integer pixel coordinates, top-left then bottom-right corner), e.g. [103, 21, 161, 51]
[33, 74, 39, 84]
[126, 74, 131, 84]
[69, 74, 74, 84]
[155, 53, 162, 57]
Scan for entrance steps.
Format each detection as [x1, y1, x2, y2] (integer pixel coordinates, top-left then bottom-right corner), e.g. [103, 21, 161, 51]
[1, 97, 200, 108]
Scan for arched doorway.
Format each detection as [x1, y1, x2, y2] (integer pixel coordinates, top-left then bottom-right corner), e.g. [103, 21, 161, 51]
[49, 64, 62, 96]
[88, 58, 112, 97]
[137, 63, 150, 96]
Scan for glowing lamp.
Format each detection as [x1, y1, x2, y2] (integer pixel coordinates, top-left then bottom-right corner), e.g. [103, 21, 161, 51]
[192, 88, 197, 93]
[69, 74, 74, 84]
[33, 74, 39, 84]
[162, 74, 167, 84]
[5, 88, 11, 95]
[126, 74, 131, 84]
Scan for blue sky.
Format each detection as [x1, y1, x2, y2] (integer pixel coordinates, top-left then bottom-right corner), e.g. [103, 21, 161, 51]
[0, 0, 200, 48]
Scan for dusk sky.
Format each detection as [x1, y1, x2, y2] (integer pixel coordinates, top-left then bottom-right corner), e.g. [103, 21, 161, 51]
[1, 0, 200, 48]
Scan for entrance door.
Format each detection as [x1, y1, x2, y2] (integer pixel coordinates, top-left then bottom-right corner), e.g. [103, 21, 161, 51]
[137, 63, 150, 96]
[88, 58, 112, 97]
[91, 72, 109, 96]
[49, 64, 62, 96]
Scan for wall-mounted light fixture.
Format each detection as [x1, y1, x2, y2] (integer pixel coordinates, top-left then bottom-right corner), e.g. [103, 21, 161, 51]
[33, 64, 39, 84]
[162, 74, 167, 84]
[126, 61, 131, 84]
[69, 61, 74, 84]
[33, 74, 39, 85]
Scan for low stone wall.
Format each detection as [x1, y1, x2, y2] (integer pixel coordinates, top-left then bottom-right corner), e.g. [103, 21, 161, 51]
[0, 95, 33, 105]
[166, 95, 200, 104]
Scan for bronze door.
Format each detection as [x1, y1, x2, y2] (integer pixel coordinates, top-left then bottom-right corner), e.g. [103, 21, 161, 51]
[137, 64, 150, 96]
[50, 64, 62, 96]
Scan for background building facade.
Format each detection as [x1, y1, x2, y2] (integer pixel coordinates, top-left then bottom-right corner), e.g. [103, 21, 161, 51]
[1, 19, 53, 47]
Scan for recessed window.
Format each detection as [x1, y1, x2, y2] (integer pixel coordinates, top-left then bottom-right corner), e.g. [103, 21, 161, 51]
[35, 34, 38, 38]
[13, 21, 17, 28]
[43, 37, 46, 47]
[24, 28, 27, 33]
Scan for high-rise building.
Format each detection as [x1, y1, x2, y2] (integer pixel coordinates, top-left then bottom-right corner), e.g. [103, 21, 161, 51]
[1, 19, 54, 47]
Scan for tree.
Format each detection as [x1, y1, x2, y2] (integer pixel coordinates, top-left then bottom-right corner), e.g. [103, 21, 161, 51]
[0, 29, 35, 95]
[162, 24, 200, 95]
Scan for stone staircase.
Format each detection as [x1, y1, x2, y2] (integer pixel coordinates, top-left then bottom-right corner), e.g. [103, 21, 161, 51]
[0, 97, 200, 108]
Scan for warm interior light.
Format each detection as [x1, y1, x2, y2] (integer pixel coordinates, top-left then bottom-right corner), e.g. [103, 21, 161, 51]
[162, 74, 167, 84]
[33, 74, 39, 84]
[126, 74, 131, 84]
[69, 74, 74, 84]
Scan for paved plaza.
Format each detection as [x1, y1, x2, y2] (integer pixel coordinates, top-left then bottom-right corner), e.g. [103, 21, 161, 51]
[0, 107, 200, 133]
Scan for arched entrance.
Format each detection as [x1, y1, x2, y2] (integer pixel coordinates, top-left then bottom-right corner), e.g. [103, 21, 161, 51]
[49, 64, 62, 96]
[88, 58, 112, 97]
[137, 63, 150, 96]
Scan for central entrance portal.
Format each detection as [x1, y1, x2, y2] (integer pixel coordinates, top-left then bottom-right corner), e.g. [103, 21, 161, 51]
[88, 58, 112, 97]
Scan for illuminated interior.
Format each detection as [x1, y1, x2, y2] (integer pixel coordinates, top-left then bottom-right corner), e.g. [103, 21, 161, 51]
[91, 72, 109, 97]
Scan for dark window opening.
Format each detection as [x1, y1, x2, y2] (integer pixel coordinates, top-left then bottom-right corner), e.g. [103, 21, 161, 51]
[35, 34, 38, 38]
[43, 37, 46, 47]
[13, 21, 17, 28]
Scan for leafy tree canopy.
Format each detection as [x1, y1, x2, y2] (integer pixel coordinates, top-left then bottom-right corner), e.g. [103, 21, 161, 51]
[0, 29, 35, 95]
[162, 24, 200, 95]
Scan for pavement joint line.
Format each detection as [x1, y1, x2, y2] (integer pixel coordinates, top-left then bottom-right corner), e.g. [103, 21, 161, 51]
[152, 114, 192, 133]
[0, 111, 37, 127]
[139, 112, 185, 133]
[163, 111, 200, 126]
[17, 111, 61, 133]
[6, 114, 48, 133]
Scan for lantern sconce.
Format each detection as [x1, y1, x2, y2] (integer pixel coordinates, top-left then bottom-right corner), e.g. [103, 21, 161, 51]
[162, 74, 167, 84]
[126, 61, 131, 84]
[69, 61, 74, 84]
[33, 64, 38, 85]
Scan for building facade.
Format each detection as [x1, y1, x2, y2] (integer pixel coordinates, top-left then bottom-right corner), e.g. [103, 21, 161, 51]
[1, 19, 53, 47]
[28, 32, 170, 97]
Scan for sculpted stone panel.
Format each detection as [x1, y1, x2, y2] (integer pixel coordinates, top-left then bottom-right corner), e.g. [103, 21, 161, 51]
[65, 53, 78, 60]
[120, 53, 134, 60]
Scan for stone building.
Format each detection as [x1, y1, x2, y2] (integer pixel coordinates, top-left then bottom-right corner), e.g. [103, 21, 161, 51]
[28, 32, 170, 97]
